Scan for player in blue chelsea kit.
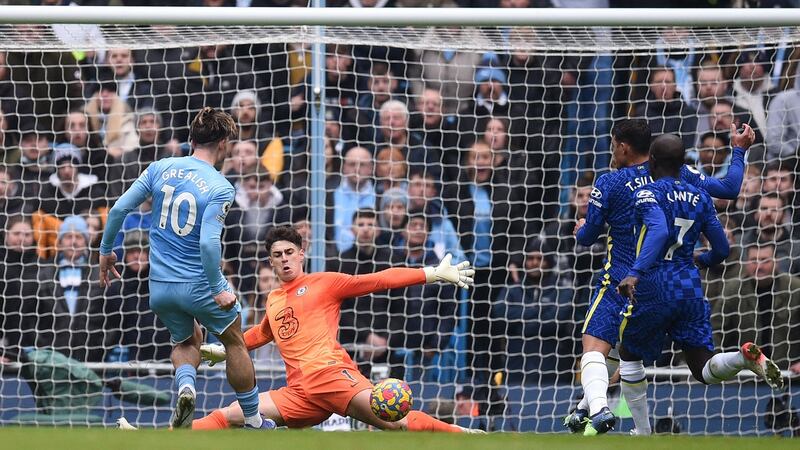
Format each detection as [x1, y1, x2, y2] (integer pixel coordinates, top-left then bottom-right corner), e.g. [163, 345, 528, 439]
[617, 133, 783, 398]
[98, 108, 274, 430]
[566, 120, 754, 436]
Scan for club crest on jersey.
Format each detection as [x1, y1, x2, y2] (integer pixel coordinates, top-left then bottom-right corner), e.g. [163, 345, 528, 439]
[296, 286, 308, 296]
[217, 201, 232, 223]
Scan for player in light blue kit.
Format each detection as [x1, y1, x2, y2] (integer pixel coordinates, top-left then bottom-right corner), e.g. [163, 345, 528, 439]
[617, 133, 783, 396]
[99, 108, 274, 430]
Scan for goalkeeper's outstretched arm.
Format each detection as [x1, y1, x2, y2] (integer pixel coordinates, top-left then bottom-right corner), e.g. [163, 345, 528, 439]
[331, 253, 475, 299]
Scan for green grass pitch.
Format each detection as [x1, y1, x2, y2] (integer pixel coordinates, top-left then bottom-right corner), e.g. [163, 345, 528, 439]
[1, 428, 797, 450]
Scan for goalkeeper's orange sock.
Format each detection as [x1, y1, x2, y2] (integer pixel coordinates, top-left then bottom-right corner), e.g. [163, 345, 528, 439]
[192, 409, 229, 430]
[404, 411, 460, 433]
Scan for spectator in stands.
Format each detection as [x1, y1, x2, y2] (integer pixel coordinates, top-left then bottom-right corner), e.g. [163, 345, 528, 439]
[410, 41, 480, 115]
[545, 173, 605, 291]
[39, 216, 107, 362]
[742, 192, 800, 274]
[0, 110, 13, 165]
[767, 64, 800, 160]
[83, 209, 104, 265]
[329, 208, 397, 377]
[376, 187, 408, 253]
[222, 140, 260, 183]
[39, 144, 104, 219]
[293, 44, 357, 142]
[505, 28, 569, 206]
[224, 164, 288, 264]
[0, 51, 34, 154]
[181, 44, 259, 119]
[727, 163, 762, 228]
[121, 108, 174, 191]
[91, 48, 153, 111]
[0, 216, 45, 357]
[700, 214, 742, 304]
[230, 90, 269, 150]
[3, 49, 76, 133]
[61, 109, 122, 198]
[709, 99, 763, 144]
[733, 51, 773, 138]
[333, 146, 376, 252]
[85, 80, 139, 158]
[105, 230, 171, 362]
[687, 131, 732, 179]
[480, 117, 528, 186]
[410, 88, 461, 183]
[389, 210, 457, 377]
[715, 243, 800, 372]
[376, 100, 438, 179]
[374, 147, 408, 197]
[465, 66, 510, 124]
[694, 63, 752, 147]
[350, 62, 400, 146]
[635, 66, 697, 149]
[444, 140, 524, 388]
[0, 167, 29, 228]
[763, 160, 797, 209]
[324, 107, 348, 157]
[134, 34, 187, 140]
[112, 197, 152, 261]
[17, 128, 54, 204]
[493, 237, 574, 380]
[407, 169, 465, 262]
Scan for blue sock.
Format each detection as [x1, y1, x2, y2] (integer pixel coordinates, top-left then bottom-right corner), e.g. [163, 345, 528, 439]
[175, 364, 197, 392]
[236, 386, 260, 418]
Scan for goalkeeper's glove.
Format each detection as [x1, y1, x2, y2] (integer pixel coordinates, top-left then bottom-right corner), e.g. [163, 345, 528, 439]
[423, 253, 475, 289]
[200, 343, 226, 367]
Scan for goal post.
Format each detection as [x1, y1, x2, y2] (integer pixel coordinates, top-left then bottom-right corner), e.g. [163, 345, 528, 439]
[0, 6, 798, 435]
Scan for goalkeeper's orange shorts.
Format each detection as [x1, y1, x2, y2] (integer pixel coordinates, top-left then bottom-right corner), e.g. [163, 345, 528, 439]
[269, 363, 372, 428]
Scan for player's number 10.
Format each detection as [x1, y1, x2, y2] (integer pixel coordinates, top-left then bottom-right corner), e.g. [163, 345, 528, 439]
[159, 184, 198, 236]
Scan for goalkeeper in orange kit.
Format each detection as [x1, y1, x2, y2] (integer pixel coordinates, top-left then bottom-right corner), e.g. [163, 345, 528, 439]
[192, 226, 481, 432]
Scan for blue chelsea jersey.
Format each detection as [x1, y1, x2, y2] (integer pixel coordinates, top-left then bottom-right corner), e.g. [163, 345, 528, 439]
[580, 161, 740, 286]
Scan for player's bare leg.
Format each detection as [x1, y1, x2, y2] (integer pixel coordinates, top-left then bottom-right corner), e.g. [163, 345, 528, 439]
[217, 315, 272, 428]
[193, 392, 286, 429]
[169, 322, 203, 428]
[344, 389, 473, 433]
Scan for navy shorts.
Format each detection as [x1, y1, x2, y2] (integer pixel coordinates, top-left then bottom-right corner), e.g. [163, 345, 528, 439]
[581, 283, 628, 347]
[619, 294, 714, 362]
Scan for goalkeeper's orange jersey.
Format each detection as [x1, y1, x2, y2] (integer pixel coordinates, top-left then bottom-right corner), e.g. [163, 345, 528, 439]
[243, 268, 426, 387]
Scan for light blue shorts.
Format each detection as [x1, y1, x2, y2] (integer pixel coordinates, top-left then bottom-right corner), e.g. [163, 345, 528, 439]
[149, 280, 241, 343]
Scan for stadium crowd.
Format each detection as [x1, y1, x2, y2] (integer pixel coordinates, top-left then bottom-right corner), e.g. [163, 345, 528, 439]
[0, 2, 799, 420]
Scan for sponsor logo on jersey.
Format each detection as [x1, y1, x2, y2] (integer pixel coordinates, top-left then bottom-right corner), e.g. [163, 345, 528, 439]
[590, 187, 602, 199]
[636, 189, 654, 198]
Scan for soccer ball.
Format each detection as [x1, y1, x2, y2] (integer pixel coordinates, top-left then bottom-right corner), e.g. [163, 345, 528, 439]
[370, 378, 413, 422]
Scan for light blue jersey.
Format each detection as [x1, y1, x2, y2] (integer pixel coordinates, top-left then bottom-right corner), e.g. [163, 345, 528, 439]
[100, 156, 234, 296]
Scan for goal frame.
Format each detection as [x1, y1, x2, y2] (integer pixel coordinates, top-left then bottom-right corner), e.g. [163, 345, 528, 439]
[0, 5, 796, 383]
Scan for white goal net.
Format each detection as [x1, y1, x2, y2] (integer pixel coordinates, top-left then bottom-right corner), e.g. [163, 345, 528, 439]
[0, 7, 798, 435]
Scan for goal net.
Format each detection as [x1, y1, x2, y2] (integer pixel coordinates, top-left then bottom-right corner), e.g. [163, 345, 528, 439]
[0, 7, 798, 435]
